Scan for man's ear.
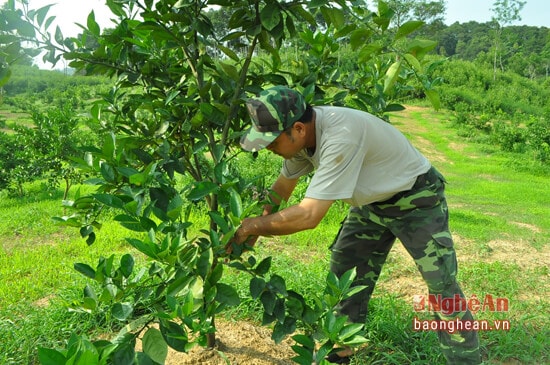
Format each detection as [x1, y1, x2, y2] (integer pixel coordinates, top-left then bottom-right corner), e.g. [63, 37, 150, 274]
[293, 121, 306, 135]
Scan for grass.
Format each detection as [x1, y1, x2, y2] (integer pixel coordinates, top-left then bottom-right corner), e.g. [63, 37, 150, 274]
[0, 106, 549, 364]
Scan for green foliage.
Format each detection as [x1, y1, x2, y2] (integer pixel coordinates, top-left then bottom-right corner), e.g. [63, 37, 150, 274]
[430, 57, 550, 164]
[0, 105, 96, 196]
[430, 20, 549, 79]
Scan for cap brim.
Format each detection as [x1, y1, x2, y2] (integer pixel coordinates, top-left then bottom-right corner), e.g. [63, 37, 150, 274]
[240, 127, 281, 152]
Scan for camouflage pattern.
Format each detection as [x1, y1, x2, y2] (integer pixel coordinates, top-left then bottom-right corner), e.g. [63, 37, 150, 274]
[330, 167, 481, 364]
[241, 86, 306, 152]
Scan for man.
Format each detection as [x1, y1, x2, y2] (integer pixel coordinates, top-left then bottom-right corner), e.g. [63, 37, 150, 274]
[232, 85, 481, 364]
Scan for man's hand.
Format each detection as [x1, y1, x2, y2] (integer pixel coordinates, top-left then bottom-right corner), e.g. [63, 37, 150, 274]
[225, 221, 259, 256]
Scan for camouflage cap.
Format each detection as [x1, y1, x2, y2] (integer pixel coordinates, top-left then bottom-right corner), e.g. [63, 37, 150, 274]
[241, 86, 306, 152]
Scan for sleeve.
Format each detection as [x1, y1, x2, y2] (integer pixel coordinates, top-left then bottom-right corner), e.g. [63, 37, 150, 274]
[304, 141, 364, 201]
[280, 152, 314, 179]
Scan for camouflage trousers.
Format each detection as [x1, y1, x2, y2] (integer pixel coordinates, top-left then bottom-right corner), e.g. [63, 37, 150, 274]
[330, 166, 481, 364]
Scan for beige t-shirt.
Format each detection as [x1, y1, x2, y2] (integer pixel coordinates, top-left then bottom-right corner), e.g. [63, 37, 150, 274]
[281, 106, 431, 206]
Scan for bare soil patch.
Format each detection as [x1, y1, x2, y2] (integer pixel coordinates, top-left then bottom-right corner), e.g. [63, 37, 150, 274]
[139, 319, 294, 365]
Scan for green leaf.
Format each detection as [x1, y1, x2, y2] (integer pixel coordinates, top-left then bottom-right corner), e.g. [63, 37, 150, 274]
[260, 290, 277, 314]
[120, 254, 134, 278]
[308, 0, 329, 8]
[115, 215, 147, 232]
[229, 188, 243, 218]
[218, 62, 239, 81]
[167, 274, 192, 297]
[406, 39, 438, 60]
[74, 263, 96, 279]
[38, 347, 67, 365]
[160, 321, 188, 352]
[93, 193, 124, 209]
[54, 25, 63, 45]
[209, 211, 229, 233]
[167, 194, 183, 221]
[272, 317, 296, 344]
[102, 132, 116, 159]
[135, 353, 155, 365]
[404, 53, 422, 73]
[302, 305, 319, 325]
[81, 296, 97, 311]
[83, 284, 97, 300]
[35, 5, 53, 27]
[250, 277, 266, 299]
[394, 20, 424, 40]
[112, 302, 133, 321]
[187, 181, 218, 201]
[285, 15, 296, 37]
[383, 60, 402, 93]
[218, 45, 239, 62]
[384, 103, 406, 112]
[291, 345, 313, 365]
[322, 7, 345, 28]
[273, 298, 286, 323]
[328, 315, 348, 338]
[100, 162, 116, 183]
[87, 10, 100, 36]
[342, 335, 369, 346]
[349, 28, 372, 51]
[142, 327, 168, 364]
[339, 323, 364, 340]
[343, 285, 368, 299]
[425, 89, 441, 110]
[338, 268, 356, 291]
[285, 294, 304, 318]
[254, 257, 272, 276]
[262, 311, 276, 326]
[86, 232, 96, 246]
[269, 274, 287, 296]
[215, 283, 240, 306]
[315, 341, 333, 364]
[292, 334, 315, 349]
[79, 225, 93, 239]
[209, 263, 224, 286]
[358, 43, 383, 63]
[197, 248, 213, 279]
[374, 0, 394, 31]
[18, 20, 36, 38]
[260, 3, 281, 31]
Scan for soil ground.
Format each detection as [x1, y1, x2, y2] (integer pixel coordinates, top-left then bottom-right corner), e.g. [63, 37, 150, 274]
[138, 319, 295, 365]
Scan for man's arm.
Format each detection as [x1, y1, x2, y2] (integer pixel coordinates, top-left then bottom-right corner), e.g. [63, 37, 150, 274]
[263, 173, 299, 215]
[234, 196, 334, 243]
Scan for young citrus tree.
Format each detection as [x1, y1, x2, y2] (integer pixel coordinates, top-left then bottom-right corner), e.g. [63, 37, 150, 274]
[2, 0, 441, 363]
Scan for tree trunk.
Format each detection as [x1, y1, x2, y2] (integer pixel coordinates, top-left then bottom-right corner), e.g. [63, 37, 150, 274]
[207, 318, 216, 348]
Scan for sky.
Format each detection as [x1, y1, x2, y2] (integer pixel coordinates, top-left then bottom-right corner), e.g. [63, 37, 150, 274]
[444, 0, 549, 26]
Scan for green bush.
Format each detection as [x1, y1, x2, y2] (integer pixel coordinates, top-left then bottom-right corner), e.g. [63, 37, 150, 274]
[493, 120, 527, 153]
[526, 116, 550, 162]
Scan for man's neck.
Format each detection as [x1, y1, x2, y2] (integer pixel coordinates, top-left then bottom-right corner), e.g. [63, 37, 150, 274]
[305, 110, 316, 153]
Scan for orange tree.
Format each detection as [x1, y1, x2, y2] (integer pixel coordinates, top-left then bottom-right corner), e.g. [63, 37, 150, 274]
[1, 0, 440, 364]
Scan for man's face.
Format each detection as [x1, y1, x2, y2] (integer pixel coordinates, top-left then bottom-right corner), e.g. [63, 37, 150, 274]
[266, 126, 304, 160]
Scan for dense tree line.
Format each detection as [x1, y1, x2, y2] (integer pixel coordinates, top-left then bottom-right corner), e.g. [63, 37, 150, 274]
[433, 21, 550, 79]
